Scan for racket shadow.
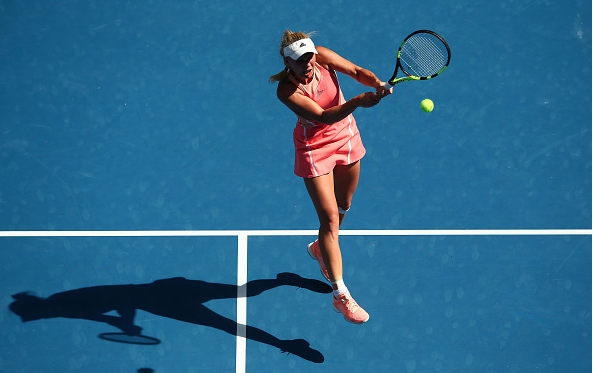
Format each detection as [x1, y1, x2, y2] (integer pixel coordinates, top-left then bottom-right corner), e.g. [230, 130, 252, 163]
[9, 273, 331, 363]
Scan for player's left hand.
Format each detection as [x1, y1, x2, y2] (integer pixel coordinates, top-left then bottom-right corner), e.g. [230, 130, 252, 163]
[375, 82, 392, 97]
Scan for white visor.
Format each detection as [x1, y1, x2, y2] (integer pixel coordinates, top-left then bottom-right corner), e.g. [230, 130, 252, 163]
[283, 38, 318, 60]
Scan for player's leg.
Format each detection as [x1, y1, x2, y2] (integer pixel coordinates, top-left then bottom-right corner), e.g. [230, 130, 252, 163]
[304, 171, 342, 283]
[333, 161, 360, 226]
[305, 162, 369, 323]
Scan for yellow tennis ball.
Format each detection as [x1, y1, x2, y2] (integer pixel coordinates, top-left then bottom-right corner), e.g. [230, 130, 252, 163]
[420, 99, 434, 113]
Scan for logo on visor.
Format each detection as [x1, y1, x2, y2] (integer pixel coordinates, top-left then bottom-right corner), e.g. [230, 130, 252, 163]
[300, 42, 306, 47]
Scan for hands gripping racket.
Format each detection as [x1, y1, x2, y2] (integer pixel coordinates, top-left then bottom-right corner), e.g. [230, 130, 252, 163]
[383, 30, 451, 90]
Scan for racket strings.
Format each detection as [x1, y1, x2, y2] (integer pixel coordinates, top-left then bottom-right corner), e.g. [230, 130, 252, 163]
[400, 34, 449, 78]
[404, 37, 445, 73]
[402, 40, 445, 76]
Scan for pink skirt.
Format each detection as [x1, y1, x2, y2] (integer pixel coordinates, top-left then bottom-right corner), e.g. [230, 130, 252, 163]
[294, 119, 366, 178]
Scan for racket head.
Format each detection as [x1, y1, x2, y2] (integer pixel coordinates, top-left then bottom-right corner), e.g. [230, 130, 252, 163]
[388, 30, 451, 85]
[398, 30, 451, 78]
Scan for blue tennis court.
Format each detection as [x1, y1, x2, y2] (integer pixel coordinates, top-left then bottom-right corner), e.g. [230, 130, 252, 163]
[1, 1, 591, 373]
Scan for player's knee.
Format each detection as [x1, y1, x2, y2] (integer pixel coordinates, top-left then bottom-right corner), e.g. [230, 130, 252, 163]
[320, 210, 341, 231]
[338, 205, 350, 215]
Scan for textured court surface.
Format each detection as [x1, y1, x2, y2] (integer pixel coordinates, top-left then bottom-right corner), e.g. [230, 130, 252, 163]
[1, 1, 591, 372]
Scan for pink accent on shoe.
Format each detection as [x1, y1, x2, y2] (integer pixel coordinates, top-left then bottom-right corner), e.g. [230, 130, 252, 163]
[307, 240, 330, 281]
[333, 293, 369, 324]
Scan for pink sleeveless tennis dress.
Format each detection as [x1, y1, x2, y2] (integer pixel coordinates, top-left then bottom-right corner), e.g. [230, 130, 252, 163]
[289, 63, 366, 178]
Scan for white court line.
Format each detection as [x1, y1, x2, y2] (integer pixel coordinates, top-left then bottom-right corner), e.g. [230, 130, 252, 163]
[0, 229, 591, 237]
[1, 228, 590, 373]
[236, 234, 248, 373]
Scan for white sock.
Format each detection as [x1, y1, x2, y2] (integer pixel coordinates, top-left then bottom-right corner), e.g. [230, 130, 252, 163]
[332, 279, 348, 298]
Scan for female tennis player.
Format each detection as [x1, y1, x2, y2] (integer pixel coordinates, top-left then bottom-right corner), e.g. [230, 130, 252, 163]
[270, 31, 391, 324]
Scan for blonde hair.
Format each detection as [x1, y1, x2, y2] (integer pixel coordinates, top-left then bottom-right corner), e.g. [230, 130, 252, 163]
[268, 30, 315, 83]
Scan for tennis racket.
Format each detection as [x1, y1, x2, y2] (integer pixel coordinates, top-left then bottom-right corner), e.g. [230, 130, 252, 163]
[383, 30, 451, 90]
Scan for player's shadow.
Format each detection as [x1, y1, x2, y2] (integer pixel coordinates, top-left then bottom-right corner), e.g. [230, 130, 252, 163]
[9, 273, 331, 363]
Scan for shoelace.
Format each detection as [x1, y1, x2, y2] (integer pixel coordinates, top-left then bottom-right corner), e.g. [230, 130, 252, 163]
[339, 294, 359, 313]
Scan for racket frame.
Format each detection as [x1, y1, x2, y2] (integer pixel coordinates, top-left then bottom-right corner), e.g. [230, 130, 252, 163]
[384, 30, 451, 89]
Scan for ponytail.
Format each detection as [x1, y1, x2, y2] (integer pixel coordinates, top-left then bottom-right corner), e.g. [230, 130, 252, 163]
[268, 67, 290, 84]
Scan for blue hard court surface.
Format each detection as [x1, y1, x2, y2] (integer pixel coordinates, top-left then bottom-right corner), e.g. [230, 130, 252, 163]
[0, 1, 591, 372]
